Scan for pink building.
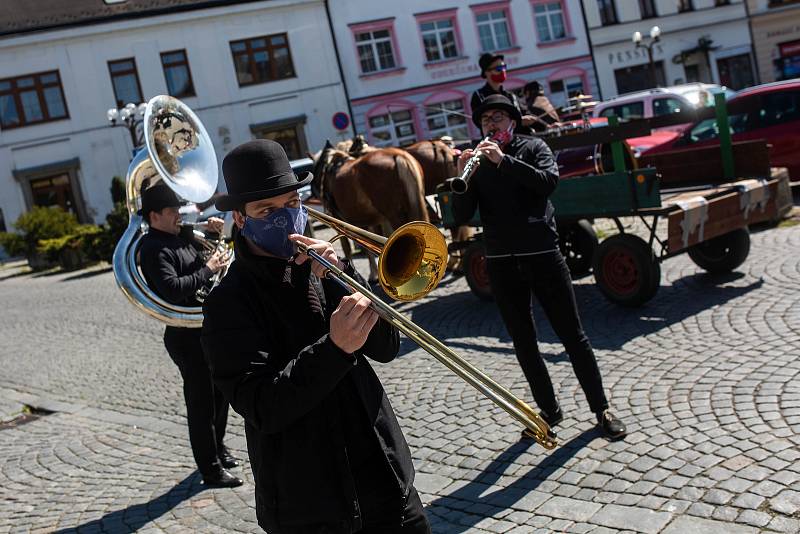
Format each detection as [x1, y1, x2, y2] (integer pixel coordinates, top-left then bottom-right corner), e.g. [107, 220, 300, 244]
[328, 0, 598, 146]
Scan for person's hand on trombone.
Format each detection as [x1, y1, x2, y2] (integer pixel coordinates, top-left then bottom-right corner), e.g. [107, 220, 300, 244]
[289, 234, 342, 279]
[329, 293, 380, 354]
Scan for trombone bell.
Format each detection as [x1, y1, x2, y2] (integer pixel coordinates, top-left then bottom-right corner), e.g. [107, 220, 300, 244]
[380, 222, 448, 301]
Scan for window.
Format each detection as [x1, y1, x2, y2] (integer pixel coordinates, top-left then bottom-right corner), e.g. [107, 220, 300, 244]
[614, 62, 666, 93]
[230, 34, 295, 86]
[759, 91, 800, 127]
[253, 120, 308, 160]
[715, 0, 730, 5]
[108, 59, 143, 109]
[599, 102, 645, 120]
[678, 0, 694, 12]
[369, 109, 416, 146]
[549, 76, 585, 106]
[426, 99, 469, 140]
[638, 0, 657, 18]
[688, 111, 751, 142]
[717, 54, 755, 90]
[30, 173, 79, 214]
[476, 10, 512, 52]
[0, 71, 68, 129]
[355, 29, 397, 73]
[420, 19, 459, 62]
[534, 2, 567, 43]
[597, 0, 618, 26]
[160, 50, 195, 98]
[653, 98, 685, 116]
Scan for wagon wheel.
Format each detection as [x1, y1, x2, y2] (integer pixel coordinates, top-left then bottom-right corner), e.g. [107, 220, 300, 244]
[687, 228, 750, 274]
[593, 234, 659, 307]
[462, 241, 493, 301]
[559, 219, 598, 277]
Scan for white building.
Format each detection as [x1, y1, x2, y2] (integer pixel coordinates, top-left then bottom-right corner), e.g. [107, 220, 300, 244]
[746, 0, 800, 84]
[582, 0, 757, 99]
[327, 0, 598, 146]
[0, 0, 352, 229]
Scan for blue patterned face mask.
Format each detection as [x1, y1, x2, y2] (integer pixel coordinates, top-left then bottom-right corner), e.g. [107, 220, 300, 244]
[241, 205, 308, 258]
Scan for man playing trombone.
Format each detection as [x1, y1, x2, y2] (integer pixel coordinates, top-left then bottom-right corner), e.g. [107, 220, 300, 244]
[201, 139, 430, 534]
[451, 95, 627, 441]
[138, 181, 242, 487]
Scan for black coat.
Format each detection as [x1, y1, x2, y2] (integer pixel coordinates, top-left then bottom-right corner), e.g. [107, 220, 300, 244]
[452, 135, 560, 258]
[140, 227, 213, 340]
[200, 234, 412, 533]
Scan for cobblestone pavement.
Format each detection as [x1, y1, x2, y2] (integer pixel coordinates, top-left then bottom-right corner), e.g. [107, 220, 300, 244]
[1, 221, 800, 534]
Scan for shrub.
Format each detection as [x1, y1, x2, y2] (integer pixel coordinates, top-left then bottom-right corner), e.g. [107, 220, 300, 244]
[37, 224, 104, 263]
[0, 232, 26, 257]
[10, 206, 79, 256]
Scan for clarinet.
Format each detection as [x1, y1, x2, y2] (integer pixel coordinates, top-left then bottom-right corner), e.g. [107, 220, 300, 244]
[447, 136, 491, 194]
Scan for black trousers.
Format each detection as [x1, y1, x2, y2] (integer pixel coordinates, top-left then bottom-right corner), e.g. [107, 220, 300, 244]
[164, 327, 230, 477]
[276, 487, 430, 534]
[358, 487, 430, 534]
[486, 251, 609, 416]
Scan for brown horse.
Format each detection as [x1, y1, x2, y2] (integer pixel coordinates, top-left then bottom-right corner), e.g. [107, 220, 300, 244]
[335, 136, 473, 273]
[312, 143, 428, 281]
[404, 139, 458, 195]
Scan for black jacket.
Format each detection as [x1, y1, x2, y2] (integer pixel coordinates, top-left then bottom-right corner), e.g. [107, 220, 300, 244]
[139, 227, 213, 337]
[452, 135, 560, 258]
[200, 234, 412, 533]
[470, 82, 522, 115]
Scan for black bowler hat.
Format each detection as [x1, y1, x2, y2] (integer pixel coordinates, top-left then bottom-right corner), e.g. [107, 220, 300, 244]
[139, 182, 182, 216]
[216, 139, 312, 212]
[472, 94, 522, 128]
[478, 52, 504, 78]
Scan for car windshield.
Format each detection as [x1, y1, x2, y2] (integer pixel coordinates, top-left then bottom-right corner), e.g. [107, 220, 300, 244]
[688, 111, 749, 142]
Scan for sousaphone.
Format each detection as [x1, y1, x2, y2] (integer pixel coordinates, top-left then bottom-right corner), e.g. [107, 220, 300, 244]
[112, 95, 218, 328]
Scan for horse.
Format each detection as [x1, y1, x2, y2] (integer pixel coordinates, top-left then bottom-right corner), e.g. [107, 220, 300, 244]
[335, 135, 474, 273]
[312, 142, 428, 282]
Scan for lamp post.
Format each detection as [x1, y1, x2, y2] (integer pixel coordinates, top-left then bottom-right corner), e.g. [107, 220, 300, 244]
[632, 26, 661, 89]
[107, 102, 147, 155]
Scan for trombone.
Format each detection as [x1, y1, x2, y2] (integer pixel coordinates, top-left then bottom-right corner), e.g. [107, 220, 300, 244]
[300, 207, 557, 449]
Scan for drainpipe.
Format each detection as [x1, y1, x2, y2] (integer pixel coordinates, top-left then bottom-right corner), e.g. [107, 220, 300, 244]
[324, 0, 358, 136]
[742, 0, 761, 85]
[578, 0, 603, 101]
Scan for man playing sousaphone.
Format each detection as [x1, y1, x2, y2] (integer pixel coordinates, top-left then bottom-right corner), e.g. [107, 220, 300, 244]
[451, 94, 627, 441]
[201, 139, 431, 533]
[138, 181, 241, 487]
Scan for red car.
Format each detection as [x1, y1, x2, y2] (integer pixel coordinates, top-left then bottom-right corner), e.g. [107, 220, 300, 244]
[640, 79, 800, 180]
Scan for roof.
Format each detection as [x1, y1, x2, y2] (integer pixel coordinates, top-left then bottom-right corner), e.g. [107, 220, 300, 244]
[733, 78, 800, 98]
[0, 0, 268, 37]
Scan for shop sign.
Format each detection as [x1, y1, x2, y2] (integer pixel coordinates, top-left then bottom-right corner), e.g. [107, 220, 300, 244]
[608, 45, 664, 66]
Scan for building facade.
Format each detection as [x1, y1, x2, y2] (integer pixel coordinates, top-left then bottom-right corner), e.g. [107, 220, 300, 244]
[747, 0, 800, 83]
[327, 0, 598, 147]
[583, 0, 757, 99]
[0, 0, 352, 228]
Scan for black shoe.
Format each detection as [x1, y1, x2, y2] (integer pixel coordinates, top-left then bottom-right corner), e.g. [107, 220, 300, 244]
[219, 447, 240, 469]
[203, 468, 243, 488]
[597, 410, 627, 440]
[520, 406, 562, 442]
[541, 407, 564, 428]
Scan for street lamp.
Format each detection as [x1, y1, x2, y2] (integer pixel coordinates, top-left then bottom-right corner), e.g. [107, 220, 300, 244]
[633, 26, 661, 88]
[107, 101, 146, 153]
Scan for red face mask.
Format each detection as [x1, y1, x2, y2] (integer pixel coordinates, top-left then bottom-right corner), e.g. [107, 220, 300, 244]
[489, 71, 507, 84]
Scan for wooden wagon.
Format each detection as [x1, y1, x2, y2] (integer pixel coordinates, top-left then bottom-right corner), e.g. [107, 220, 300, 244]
[437, 95, 792, 307]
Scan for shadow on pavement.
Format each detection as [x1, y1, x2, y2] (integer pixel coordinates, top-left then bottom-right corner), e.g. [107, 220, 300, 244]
[398, 270, 763, 356]
[60, 265, 114, 282]
[426, 428, 596, 533]
[51, 471, 206, 533]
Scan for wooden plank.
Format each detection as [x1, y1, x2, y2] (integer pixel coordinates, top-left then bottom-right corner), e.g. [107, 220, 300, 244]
[640, 139, 770, 187]
[666, 178, 782, 253]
